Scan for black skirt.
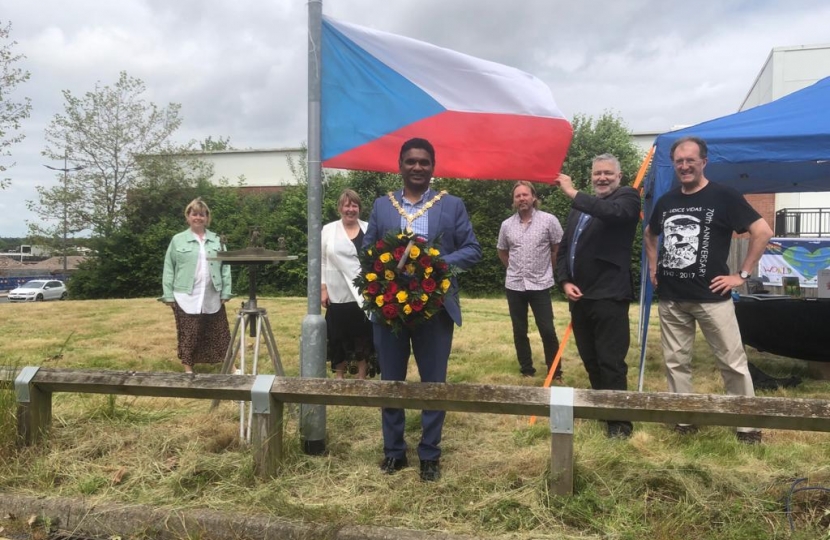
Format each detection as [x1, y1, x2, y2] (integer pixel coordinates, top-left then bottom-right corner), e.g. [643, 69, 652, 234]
[325, 301, 375, 372]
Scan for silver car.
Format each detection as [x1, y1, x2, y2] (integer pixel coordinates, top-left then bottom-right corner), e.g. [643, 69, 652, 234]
[8, 279, 68, 302]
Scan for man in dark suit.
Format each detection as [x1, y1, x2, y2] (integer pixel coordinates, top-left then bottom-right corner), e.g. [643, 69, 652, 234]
[553, 153, 641, 438]
[364, 138, 481, 481]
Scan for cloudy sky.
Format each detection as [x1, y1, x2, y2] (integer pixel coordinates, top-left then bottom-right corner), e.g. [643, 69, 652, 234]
[2, 0, 829, 237]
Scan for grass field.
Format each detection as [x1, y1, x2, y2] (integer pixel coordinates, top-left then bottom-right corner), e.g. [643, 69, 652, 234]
[1, 296, 829, 539]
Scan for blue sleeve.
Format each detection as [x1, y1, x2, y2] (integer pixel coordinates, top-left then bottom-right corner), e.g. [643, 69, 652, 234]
[443, 198, 481, 271]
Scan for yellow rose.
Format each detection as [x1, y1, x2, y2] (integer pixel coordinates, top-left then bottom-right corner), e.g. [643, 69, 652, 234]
[379, 252, 392, 263]
[441, 279, 451, 292]
[396, 291, 408, 303]
[366, 273, 378, 282]
[406, 264, 416, 274]
[375, 295, 384, 307]
[397, 233, 404, 239]
[403, 304, 413, 315]
[428, 248, 439, 257]
[424, 267, 433, 276]
[409, 245, 421, 259]
[384, 269, 396, 280]
[367, 249, 373, 256]
[420, 294, 428, 302]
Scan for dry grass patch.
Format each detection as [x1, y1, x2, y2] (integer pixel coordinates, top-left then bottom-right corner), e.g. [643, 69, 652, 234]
[1, 297, 830, 539]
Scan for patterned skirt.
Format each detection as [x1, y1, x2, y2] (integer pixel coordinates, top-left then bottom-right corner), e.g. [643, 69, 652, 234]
[172, 302, 231, 367]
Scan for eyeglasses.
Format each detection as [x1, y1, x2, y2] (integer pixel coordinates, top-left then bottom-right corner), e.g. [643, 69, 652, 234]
[673, 158, 702, 167]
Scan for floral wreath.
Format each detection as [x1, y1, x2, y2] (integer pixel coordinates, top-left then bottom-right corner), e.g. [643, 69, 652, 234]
[354, 230, 452, 334]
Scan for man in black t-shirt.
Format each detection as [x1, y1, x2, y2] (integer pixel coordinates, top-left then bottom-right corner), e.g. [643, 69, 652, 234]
[644, 136, 773, 444]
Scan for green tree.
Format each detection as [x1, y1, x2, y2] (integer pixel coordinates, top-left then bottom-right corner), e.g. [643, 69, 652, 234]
[0, 21, 31, 189]
[30, 71, 182, 239]
[68, 152, 216, 299]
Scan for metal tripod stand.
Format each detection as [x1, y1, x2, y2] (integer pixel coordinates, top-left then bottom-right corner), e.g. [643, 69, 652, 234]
[209, 245, 297, 442]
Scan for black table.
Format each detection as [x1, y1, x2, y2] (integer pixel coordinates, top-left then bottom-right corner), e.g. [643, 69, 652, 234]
[735, 295, 830, 363]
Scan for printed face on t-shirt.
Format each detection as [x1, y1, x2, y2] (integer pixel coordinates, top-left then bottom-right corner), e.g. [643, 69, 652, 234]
[662, 215, 700, 269]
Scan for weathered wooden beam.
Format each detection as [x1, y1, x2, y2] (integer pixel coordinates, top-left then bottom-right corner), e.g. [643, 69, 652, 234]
[575, 390, 830, 431]
[271, 378, 551, 415]
[19, 369, 255, 401]
[271, 378, 830, 432]
[2, 368, 830, 432]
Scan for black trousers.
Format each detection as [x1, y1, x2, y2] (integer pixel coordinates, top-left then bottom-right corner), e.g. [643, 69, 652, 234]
[506, 288, 560, 376]
[570, 298, 632, 431]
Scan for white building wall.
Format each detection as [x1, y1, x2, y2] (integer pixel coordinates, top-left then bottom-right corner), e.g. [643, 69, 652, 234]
[197, 148, 305, 187]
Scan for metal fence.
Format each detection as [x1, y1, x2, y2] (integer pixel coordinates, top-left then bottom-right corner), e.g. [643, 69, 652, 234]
[775, 208, 830, 238]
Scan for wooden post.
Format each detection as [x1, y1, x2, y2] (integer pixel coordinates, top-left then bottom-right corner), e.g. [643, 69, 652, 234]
[549, 387, 574, 496]
[250, 375, 282, 478]
[15, 367, 52, 446]
[549, 433, 574, 496]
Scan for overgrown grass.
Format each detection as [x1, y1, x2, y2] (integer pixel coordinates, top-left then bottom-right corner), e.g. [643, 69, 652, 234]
[1, 297, 829, 539]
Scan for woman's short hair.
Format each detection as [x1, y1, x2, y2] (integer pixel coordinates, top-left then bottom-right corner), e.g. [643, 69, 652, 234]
[184, 197, 211, 226]
[337, 189, 362, 211]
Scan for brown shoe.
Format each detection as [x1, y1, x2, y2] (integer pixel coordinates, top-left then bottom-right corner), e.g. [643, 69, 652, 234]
[552, 375, 565, 386]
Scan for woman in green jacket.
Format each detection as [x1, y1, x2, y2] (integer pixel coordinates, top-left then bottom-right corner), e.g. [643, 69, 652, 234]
[162, 198, 232, 373]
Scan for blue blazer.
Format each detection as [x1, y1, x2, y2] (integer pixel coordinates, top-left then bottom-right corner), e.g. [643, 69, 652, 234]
[364, 189, 482, 326]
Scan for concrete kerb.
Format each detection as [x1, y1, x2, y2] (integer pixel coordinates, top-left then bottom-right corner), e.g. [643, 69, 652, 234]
[0, 493, 478, 540]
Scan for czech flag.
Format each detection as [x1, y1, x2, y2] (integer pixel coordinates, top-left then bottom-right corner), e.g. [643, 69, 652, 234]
[321, 16, 572, 182]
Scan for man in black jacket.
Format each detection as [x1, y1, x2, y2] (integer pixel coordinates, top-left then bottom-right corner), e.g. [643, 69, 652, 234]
[554, 153, 641, 438]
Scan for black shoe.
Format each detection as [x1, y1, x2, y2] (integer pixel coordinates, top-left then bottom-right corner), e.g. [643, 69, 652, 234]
[607, 421, 633, 439]
[737, 431, 762, 445]
[380, 456, 408, 474]
[419, 460, 441, 482]
[521, 369, 536, 377]
[673, 424, 699, 435]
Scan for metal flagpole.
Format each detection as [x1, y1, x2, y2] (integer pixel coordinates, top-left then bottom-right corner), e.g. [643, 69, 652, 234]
[300, 0, 327, 455]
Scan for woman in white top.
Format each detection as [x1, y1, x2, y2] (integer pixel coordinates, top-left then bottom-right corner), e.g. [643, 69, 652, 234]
[161, 198, 232, 373]
[321, 189, 375, 379]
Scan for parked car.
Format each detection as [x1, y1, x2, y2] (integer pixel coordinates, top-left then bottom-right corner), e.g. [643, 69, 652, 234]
[7, 279, 68, 302]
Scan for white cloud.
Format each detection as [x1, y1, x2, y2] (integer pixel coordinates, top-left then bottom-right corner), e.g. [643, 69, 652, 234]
[1, 0, 829, 236]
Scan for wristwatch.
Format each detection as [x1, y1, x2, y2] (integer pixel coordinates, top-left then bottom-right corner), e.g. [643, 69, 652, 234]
[738, 270, 751, 280]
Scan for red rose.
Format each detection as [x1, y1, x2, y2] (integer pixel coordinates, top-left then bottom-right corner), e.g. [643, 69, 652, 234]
[387, 281, 399, 294]
[373, 259, 385, 272]
[408, 279, 420, 291]
[419, 255, 432, 268]
[422, 278, 437, 293]
[393, 246, 406, 261]
[411, 298, 424, 312]
[376, 240, 385, 249]
[382, 303, 399, 319]
[366, 282, 381, 295]
[383, 290, 395, 303]
[438, 262, 448, 271]
[415, 236, 426, 244]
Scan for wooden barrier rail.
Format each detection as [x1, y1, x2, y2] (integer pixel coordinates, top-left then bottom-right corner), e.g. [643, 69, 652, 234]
[3, 367, 830, 495]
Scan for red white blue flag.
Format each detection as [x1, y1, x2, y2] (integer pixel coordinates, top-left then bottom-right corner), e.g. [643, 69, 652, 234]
[321, 16, 572, 182]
